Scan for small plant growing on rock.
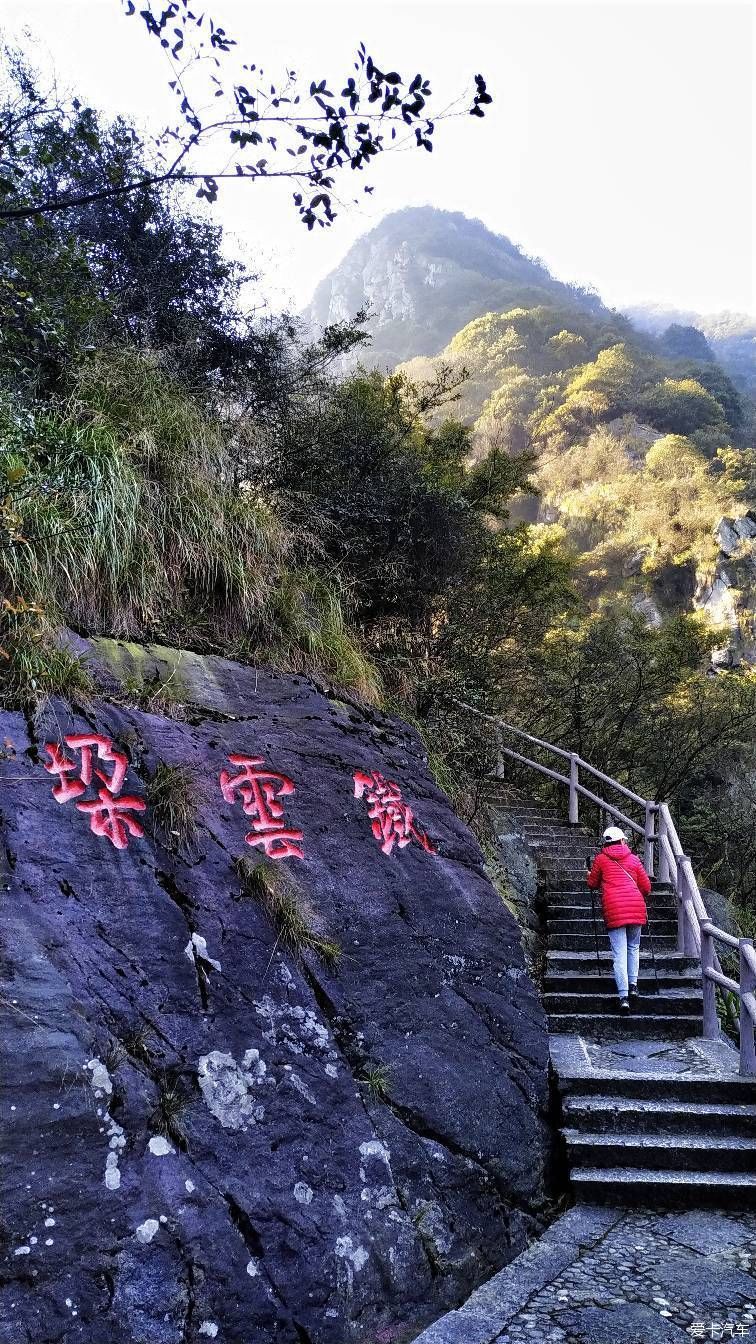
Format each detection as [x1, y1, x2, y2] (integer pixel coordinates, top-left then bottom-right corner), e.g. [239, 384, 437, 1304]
[358, 1063, 394, 1101]
[0, 603, 92, 710]
[120, 1023, 153, 1066]
[150, 1070, 192, 1150]
[235, 856, 341, 967]
[103, 1038, 127, 1074]
[146, 763, 198, 849]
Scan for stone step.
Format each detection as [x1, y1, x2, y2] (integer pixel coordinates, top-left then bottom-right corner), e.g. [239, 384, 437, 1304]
[546, 895, 675, 909]
[545, 907, 677, 924]
[546, 917, 678, 935]
[548, 1012, 702, 1038]
[498, 816, 569, 829]
[558, 1067, 755, 1107]
[549, 933, 678, 951]
[562, 1094, 756, 1137]
[570, 1165, 756, 1207]
[487, 800, 560, 815]
[563, 1129, 756, 1174]
[546, 911, 677, 925]
[544, 882, 673, 895]
[545, 972, 700, 993]
[547, 949, 696, 969]
[545, 991, 702, 1017]
[523, 826, 598, 837]
[533, 853, 600, 865]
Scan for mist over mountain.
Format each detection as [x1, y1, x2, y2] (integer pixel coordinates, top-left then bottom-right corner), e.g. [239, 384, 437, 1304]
[303, 206, 607, 369]
[625, 303, 756, 399]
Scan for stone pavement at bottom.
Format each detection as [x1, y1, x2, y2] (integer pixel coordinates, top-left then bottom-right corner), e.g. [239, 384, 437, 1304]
[413, 1204, 756, 1344]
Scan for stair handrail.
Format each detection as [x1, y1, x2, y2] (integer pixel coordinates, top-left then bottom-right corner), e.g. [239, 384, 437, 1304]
[453, 699, 756, 1077]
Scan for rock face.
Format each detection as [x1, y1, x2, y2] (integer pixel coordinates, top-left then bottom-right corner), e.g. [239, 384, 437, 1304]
[695, 513, 756, 666]
[0, 639, 549, 1344]
[303, 206, 605, 370]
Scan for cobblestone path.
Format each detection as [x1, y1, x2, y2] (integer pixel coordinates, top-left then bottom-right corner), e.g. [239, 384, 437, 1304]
[415, 1204, 756, 1344]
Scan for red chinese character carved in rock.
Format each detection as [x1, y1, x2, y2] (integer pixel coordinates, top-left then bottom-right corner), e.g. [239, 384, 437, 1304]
[42, 732, 144, 850]
[353, 770, 436, 857]
[219, 754, 304, 860]
[44, 732, 129, 802]
[76, 789, 146, 851]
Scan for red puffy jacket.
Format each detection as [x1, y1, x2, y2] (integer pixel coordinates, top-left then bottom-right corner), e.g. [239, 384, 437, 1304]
[586, 841, 650, 930]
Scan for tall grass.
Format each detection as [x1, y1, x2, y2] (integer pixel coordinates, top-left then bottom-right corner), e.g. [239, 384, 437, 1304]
[238, 567, 382, 704]
[0, 603, 92, 709]
[146, 763, 198, 849]
[236, 856, 341, 966]
[0, 352, 379, 700]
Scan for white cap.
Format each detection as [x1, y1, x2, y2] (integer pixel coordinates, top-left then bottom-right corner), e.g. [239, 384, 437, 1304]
[603, 825, 627, 843]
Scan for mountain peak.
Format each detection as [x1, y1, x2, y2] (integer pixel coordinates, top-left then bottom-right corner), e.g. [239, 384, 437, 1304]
[304, 206, 605, 369]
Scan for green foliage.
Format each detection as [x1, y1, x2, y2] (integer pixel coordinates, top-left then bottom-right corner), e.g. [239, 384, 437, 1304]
[0, 603, 92, 709]
[265, 365, 534, 645]
[358, 1063, 394, 1100]
[146, 764, 198, 849]
[410, 304, 747, 616]
[638, 377, 726, 436]
[243, 568, 382, 705]
[429, 525, 575, 707]
[510, 607, 756, 803]
[0, 352, 376, 697]
[235, 857, 341, 966]
[538, 424, 735, 587]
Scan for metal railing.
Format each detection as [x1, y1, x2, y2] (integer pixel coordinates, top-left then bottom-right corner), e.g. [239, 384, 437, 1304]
[456, 701, 756, 1077]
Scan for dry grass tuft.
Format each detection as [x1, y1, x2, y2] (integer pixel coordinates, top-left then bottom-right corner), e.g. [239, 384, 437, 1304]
[235, 855, 341, 966]
[146, 762, 198, 847]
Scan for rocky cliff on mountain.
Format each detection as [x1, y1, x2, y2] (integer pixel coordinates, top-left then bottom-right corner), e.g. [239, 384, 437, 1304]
[0, 637, 549, 1344]
[696, 513, 756, 667]
[303, 207, 605, 369]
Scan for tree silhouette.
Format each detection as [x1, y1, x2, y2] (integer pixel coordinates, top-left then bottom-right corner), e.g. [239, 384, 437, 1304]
[0, 1, 491, 226]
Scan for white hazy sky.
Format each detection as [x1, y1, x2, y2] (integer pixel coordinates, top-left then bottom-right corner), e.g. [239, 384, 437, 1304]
[2, 0, 754, 316]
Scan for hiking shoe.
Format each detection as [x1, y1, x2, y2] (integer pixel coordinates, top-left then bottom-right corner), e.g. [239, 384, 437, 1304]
[619, 997, 630, 1013]
[629, 984, 640, 1004]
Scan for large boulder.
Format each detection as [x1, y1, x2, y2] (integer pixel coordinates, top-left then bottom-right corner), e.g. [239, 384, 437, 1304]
[0, 640, 549, 1344]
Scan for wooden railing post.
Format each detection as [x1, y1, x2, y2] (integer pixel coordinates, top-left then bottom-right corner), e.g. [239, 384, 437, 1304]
[643, 802, 655, 877]
[568, 754, 579, 825]
[678, 857, 698, 957]
[495, 725, 505, 779]
[701, 925, 719, 1039]
[657, 806, 671, 884]
[740, 939, 756, 1077]
[675, 860, 687, 954]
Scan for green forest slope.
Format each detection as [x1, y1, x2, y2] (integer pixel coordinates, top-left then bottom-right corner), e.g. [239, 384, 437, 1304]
[401, 303, 750, 612]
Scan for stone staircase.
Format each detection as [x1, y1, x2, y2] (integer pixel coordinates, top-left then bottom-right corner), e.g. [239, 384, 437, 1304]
[493, 791, 756, 1207]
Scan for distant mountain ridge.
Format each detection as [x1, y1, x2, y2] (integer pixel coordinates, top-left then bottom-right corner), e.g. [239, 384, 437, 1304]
[304, 208, 755, 398]
[624, 303, 756, 398]
[303, 206, 606, 369]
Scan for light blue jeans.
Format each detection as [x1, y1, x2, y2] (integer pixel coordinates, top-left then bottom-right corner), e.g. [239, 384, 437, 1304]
[607, 924, 642, 998]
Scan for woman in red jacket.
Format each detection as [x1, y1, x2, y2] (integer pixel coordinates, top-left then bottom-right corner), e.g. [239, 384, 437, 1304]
[586, 825, 652, 1013]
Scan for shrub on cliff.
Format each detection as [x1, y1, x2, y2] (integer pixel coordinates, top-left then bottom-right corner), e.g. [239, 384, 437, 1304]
[0, 353, 379, 701]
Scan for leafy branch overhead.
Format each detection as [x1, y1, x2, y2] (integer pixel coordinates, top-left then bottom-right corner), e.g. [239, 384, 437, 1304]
[0, 1, 491, 225]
